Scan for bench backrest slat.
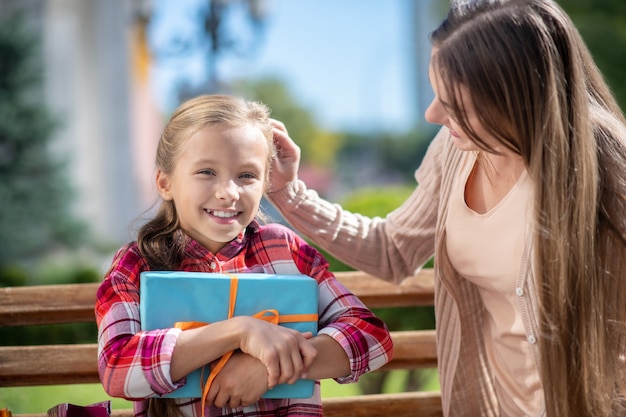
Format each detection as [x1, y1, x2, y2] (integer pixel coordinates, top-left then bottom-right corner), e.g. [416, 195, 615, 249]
[0, 271, 435, 327]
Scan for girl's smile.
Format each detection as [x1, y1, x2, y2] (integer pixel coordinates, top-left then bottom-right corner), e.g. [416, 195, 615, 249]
[205, 209, 242, 223]
[156, 124, 269, 253]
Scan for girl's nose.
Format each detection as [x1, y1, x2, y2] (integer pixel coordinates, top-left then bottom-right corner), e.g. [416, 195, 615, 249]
[424, 97, 448, 126]
[216, 180, 239, 200]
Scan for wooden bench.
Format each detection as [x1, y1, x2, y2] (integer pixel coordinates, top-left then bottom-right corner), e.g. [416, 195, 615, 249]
[0, 270, 442, 417]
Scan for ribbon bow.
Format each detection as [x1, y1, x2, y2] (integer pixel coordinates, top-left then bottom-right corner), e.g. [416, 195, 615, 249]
[174, 274, 318, 414]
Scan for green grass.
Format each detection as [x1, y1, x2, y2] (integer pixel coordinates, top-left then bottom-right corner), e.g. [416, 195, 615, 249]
[0, 384, 132, 413]
[0, 371, 439, 413]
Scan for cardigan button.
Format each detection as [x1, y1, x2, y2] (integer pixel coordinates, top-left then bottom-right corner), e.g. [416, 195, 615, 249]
[527, 335, 537, 344]
[210, 261, 217, 270]
[515, 287, 524, 296]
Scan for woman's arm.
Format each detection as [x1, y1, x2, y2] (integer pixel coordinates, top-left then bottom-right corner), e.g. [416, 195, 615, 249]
[268, 123, 448, 283]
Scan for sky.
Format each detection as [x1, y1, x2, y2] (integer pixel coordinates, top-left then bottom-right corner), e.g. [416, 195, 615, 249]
[148, 0, 443, 133]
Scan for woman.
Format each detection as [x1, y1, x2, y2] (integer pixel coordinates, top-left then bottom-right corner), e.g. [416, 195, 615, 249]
[266, 0, 626, 416]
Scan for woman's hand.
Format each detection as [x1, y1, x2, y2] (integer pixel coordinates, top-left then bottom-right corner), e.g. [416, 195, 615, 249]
[204, 351, 268, 408]
[235, 316, 317, 389]
[268, 119, 301, 193]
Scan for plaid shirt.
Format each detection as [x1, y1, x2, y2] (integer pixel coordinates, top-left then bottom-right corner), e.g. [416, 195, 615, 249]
[95, 221, 393, 417]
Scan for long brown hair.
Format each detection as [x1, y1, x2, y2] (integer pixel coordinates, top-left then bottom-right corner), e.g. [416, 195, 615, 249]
[431, 0, 626, 415]
[139, 94, 274, 416]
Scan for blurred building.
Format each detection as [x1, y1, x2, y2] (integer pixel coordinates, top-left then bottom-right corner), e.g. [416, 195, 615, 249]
[17, 0, 162, 248]
[41, 0, 143, 247]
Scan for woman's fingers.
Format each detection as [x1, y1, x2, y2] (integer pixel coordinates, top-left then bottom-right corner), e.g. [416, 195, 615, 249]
[268, 118, 301, 193]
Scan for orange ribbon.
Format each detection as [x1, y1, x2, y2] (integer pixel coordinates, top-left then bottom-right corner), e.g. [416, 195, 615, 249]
[174, 275, 317, 414]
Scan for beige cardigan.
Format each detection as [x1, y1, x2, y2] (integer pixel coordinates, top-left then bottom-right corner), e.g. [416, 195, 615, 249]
[267, 128, 545, 417]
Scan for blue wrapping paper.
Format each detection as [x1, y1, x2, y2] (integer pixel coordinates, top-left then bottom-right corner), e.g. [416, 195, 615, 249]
[140, 271, 319, 399]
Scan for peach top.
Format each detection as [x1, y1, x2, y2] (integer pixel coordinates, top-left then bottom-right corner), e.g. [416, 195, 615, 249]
[446, 152, 543, 416]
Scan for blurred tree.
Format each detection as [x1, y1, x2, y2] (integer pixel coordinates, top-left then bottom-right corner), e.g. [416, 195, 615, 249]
[561, 0, 626, 109]
[0, 12, 86, 277]
[235, 77, 345, 169]
[338, 126, 436, 191]
[143, 0, 273, 112]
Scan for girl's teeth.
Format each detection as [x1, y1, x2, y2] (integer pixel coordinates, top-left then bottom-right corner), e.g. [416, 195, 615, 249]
[212, 210, 237, 218]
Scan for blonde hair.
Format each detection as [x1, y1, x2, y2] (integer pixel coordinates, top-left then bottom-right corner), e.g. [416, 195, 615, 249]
[431, 0, 626, 415]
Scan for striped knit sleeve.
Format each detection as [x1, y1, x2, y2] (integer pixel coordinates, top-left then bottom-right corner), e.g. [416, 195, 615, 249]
[267, 127, 449, 283]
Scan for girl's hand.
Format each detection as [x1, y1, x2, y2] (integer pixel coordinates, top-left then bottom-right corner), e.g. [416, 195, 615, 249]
[205, 350, 268, 408]
[235, 317, 317, 389]
[268, 119, 301, 193]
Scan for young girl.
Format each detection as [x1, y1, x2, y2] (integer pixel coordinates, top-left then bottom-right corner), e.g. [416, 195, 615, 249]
[95, 94, 393, 416]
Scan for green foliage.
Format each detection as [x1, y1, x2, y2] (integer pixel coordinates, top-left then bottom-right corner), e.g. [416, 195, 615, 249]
[0, 13, 87, 268]
[234, 78, 345, 168]
[561, 0, 626, 110]
[0, 384, 132, 414]
[32, 259, 101, 286]
[0, 263, 101, 346]
[312, 186, 416, 272]
[339, 127, 436, 184]
[0, 264, 28, 287]
[341, 185, 416, 216]
[341, 182, 439, 391]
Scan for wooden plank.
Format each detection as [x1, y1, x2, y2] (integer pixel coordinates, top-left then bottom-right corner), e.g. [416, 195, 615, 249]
[335, 270, 435, 308]
[0, 283, 99, 327]
[0, 271, 435, 327]
[0, 344, 98, 386]
[379, 330, 437, 370]
[0, 331, 436, 387]
[15, 392, 442, 417]
[324, 391, 443, 417]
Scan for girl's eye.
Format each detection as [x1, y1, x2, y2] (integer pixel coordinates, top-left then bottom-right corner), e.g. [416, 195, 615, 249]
[199, 169, 216, 176]
[240, 173, 257, 180]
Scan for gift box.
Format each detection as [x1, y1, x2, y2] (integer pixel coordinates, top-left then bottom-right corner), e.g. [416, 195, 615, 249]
[140, 271, 319, 399]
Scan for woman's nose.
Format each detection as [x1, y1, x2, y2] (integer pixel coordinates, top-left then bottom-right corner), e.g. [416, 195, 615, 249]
[424, 97, 447, 126]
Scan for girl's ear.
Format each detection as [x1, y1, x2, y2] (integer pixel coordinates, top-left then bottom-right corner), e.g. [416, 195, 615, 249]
[156, 169, 173, 201]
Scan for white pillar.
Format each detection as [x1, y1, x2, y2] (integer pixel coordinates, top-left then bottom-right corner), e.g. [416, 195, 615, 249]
[43, 0, 140, 246]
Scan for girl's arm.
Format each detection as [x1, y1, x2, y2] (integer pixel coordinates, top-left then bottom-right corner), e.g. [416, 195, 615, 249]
[96, 249, 183, 399]
[170, 314, 316, 387]
[202, 334, 349, 409]
[307, 256, 393, 383]
[96, 245, 316, 400]
[205, 228, 393, 405]
[301, 334, 350, 380]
